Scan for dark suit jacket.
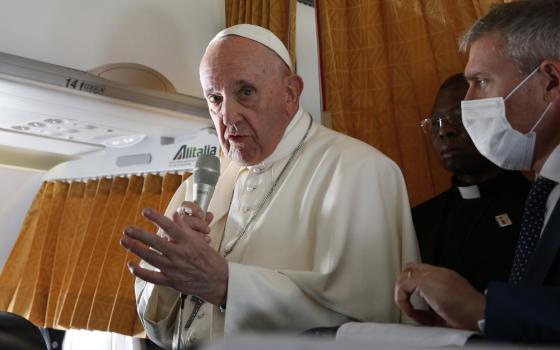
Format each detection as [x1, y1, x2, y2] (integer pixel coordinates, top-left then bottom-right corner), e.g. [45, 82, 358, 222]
[485, 199, 560, 343]
[412, 171, 530, 292]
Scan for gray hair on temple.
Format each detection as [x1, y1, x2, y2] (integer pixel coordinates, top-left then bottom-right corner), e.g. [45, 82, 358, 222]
[459, 0, 560, 74]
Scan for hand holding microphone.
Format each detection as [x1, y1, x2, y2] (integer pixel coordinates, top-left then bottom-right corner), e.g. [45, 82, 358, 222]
[173, 154, 220, 350]
[173, 154, 220, 243]
[173, 203, 214, 244]
[121, 154, 228, 305]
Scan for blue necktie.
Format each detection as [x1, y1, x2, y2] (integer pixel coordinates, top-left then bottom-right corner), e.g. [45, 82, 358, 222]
[509, 176, 557, 285]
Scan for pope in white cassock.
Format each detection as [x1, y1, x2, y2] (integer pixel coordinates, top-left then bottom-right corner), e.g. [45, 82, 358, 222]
[120, 24, 420, 349]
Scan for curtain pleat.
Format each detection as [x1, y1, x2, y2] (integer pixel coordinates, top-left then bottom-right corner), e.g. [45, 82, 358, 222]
[226, 0, 297, 70]
[0, 183, 46, 310]
[4, 182, 50, 323]
[45, 182, 85, 328]
[57, 178, 112, 329]
[88, 176, 144, 331]
[71, 177, 129, 329]
[163, 173, 185, 212]
[110, 174, 163, 336]
[55, 179, 103, 327]
[29, 182, 69, 325]
[317, 0, 505, 206]
[8, 182, 54, 319]
[0, 173, 185, 336]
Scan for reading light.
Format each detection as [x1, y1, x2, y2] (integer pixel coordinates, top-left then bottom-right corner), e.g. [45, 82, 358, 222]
[100, 134, 146, 148]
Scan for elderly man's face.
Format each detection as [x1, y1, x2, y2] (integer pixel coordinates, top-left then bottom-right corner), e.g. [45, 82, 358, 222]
[464, 32, 546, 134]
[199, 37, 294, 166]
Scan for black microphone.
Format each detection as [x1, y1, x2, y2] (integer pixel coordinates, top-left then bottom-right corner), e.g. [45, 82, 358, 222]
[192, 154, 220, 216]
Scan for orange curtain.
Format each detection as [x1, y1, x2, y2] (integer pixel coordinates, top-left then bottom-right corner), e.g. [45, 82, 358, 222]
[226, 0, 297, 69]
[0, 173, 187, 336]
[317, 0, 505, 206]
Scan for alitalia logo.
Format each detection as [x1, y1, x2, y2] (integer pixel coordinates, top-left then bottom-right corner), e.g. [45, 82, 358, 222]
[173, 145, 217, 160]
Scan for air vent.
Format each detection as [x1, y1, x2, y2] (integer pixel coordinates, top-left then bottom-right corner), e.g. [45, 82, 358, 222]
[9, 117, 146, 148]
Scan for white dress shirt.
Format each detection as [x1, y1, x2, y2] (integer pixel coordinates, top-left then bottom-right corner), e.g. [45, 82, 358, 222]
[539, 145, 560, 230]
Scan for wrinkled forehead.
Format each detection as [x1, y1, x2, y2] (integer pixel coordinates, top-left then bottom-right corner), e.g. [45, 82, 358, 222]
[199, 37, 279, 90]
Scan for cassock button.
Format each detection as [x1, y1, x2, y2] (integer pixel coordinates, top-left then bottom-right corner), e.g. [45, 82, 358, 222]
[196, 312, 205, 319]
[241, 207, 252, 213]
[253, 166, 264, 174]
[246, 185, 257, 192]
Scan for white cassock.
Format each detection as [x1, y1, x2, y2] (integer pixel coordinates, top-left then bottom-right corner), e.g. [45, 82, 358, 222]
[135, 107, 420, 349]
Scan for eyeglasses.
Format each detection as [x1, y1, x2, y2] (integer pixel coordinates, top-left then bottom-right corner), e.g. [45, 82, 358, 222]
[420, 105, 463, 134]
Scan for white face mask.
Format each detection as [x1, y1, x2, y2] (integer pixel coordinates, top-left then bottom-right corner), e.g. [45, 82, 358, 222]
[461, 67, 552, 170]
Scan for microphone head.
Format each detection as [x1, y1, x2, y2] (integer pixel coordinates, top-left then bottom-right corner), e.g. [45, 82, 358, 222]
[193, 154, 220, 186]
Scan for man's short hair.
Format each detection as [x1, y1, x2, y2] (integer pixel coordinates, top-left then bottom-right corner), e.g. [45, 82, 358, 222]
[459, 0, 560, 74]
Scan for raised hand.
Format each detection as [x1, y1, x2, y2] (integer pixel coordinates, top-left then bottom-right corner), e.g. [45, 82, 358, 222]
[121, 208, 228, 305]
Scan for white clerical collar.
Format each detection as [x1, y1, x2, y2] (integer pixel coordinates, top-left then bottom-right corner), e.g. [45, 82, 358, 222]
[457, 184, 481, 199]
[246, 106, 309, 172]
[539, 144, 560, 184]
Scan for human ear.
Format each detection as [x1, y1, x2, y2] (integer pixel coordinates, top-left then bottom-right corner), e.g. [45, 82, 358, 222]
[285, 74, 304, 106]
[540, 60, 560, 102]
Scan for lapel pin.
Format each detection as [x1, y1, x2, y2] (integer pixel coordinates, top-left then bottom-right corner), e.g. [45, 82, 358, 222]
[495, 213, 512, 227]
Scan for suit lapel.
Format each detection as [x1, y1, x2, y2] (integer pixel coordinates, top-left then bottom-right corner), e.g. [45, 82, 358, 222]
[525, 200, 560, 284]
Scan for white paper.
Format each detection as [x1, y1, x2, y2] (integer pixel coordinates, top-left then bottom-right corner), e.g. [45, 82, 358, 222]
[336, 322, 477, 347]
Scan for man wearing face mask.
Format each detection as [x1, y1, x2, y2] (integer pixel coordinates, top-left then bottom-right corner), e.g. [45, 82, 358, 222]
[413, 73, 530, 293]
[395, 0, 560, 343]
